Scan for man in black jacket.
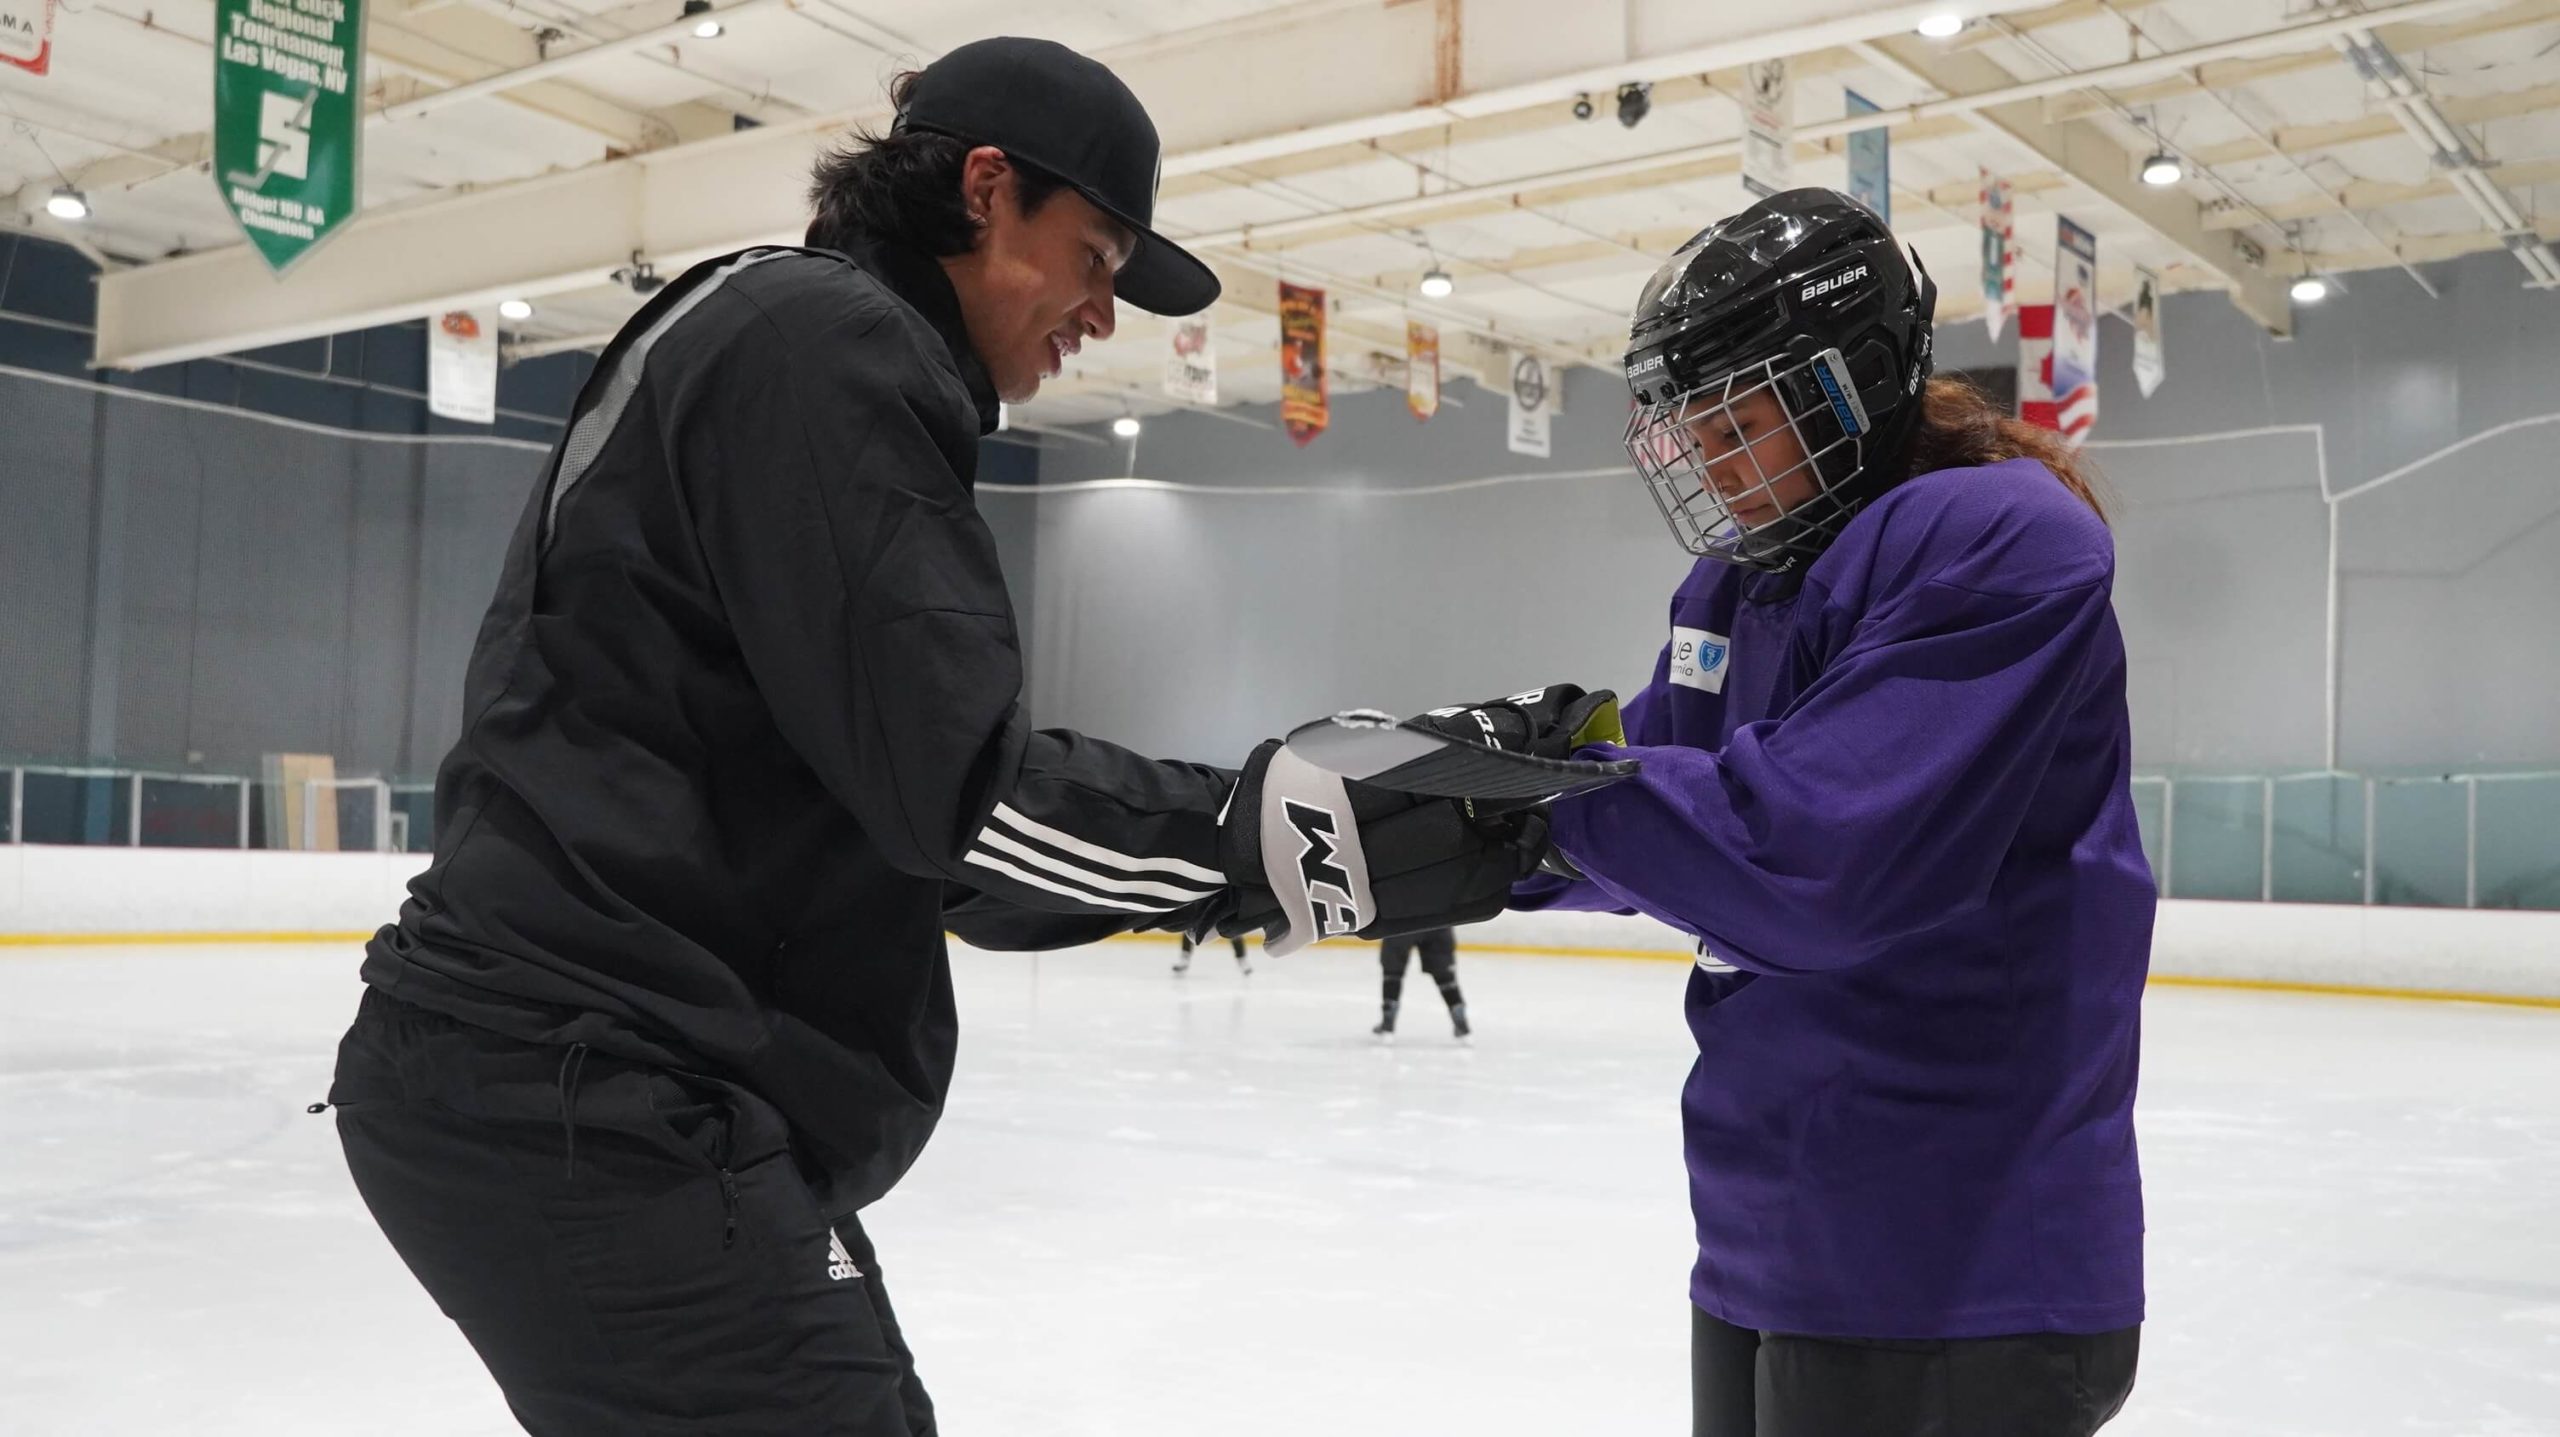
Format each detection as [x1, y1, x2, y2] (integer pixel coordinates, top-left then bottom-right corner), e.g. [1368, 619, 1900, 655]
[328, 37, 1558, 1436]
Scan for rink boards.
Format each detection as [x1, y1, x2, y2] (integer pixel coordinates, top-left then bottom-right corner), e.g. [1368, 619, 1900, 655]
[2, 842, 2557, 1004]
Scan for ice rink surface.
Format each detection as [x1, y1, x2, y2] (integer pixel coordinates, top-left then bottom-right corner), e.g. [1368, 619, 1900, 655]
[5, 938, 2560, 1436]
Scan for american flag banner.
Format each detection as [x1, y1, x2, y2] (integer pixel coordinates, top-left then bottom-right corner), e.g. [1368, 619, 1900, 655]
[2017, 304, 2097, 446]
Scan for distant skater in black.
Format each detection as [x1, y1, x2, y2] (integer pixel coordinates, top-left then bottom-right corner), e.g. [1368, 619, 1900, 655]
[1175, 931, 1252, 976]
[1375, 927, 1468, 1040]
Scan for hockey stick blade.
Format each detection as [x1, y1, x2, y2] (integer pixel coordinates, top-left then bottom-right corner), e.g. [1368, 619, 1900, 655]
[1284, 710, 1641, 801]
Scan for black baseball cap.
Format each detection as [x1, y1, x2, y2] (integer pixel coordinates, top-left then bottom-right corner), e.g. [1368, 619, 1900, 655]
[894, 37, 1221, 318]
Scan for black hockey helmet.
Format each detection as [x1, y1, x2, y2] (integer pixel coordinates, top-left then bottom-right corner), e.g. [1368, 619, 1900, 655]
[1622, 187, 1937, 572]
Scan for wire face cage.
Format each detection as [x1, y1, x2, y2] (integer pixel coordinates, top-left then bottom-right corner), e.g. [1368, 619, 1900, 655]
[1623, 346, 1872, 570]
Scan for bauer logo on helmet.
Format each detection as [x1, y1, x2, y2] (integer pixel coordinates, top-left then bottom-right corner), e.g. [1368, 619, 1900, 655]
[1800, 264, 1869, 303]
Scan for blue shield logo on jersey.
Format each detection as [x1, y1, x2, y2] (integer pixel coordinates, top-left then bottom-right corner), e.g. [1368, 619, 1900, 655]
[1670, 625, 1731, 695]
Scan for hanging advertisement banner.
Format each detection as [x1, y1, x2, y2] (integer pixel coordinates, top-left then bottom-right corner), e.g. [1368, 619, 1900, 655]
[1, 0, 57, 75]
[1405, 320, 1440, 423]
[1506, 350, 1554, 458]
[1844, 90, 1889, 223]
[1741, 59, 1792, 199]
[2132, 267, 2166, 398]
[1278, 281, 1328, 447]
[1980, 169, 2016, 340]
[428, 309, 498, 424]
[214, 0, 366, 272]
[1165, 316, 1216, 405]
[2051, 214, 2100, 413]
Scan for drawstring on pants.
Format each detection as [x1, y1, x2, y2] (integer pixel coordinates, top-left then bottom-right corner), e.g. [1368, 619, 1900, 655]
[556, 1042, 592, 1181]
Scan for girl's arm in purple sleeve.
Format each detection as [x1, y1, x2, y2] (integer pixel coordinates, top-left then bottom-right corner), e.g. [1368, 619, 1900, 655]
[1509, 645, 1671, 916]
[1548, 572, 2118, 974]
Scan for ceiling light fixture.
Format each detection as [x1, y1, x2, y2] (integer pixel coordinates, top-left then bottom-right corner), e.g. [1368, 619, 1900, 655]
[1111, 415, 1142, 439]
[2140, 151, 2183, 186]
[45, 187, 90, 221]
[682, 0, 722, 39]
[498, 298, 535, 321]
[1418, 267, 1455, 299]
[1916, 11, 1965, 39]
[2290, 275, 2330, 304]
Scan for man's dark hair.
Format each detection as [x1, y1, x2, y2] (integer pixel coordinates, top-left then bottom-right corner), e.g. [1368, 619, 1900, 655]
[807, 70, 1075, 256]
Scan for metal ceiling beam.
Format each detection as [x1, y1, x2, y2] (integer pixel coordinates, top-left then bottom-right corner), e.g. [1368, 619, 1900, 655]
[98, 134, 815, 370]
[1157, 53, 1868, 204]
[2270, 78, 2560, 153]
[2039, 0, 2560, 123]
[1171, 115, 1983, 255]
[2201, 154, 2560, 229]
[86, 0, 2489, 367]
[1160, 0, 2264, 207]
[372, 0, 800, 126]
[2267, 215, 2560, 273]
[86, 0, 2008, 366]
[1855, 30, 2297, 333]
[2, 0, 724, 226]
[1171, 0, 2491, 256]
[2324, 6, 2560, 286]
[1132, 0, 2060, 177]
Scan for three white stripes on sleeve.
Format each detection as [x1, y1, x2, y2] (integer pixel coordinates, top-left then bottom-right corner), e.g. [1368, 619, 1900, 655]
[962, 803, 1226, 914]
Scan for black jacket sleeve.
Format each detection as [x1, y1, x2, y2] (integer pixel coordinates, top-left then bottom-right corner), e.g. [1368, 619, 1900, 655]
[665, 266, 1237, 924]
[941, 884, 1175, 952]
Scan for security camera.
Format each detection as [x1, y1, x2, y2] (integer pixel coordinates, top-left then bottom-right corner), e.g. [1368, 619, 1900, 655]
[1617, 82, 1653, 129]
[612, 253, 664, 295]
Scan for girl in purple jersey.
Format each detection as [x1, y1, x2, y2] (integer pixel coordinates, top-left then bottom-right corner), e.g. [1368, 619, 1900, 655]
[1515, 188, 2151, 1436]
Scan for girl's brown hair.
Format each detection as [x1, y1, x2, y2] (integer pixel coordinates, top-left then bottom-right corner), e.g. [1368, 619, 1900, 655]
[1903, 376, 2110, 522]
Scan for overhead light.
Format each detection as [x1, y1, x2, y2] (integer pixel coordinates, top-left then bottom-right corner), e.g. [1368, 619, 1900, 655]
[1616, 82, 1652, 130]
[1915, 11, 1965, 39]
[2290, 275, 2330, 304]
[1418, 267, 1455, 299]
[1571, 93, 1595, 122]
[1111, 415, 1142, 439]
[682, 0, 721, 38]
[2140, 151, 2183, 186]
[45, 187, 89, 221]
[497, 298, 535, 321]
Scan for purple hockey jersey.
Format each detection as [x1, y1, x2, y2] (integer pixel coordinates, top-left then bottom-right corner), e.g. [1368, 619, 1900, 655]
[1519, 458, 2152, 1339]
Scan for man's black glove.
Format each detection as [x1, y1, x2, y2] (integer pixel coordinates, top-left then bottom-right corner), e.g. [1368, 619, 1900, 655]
[1215, 738, 1550, 952]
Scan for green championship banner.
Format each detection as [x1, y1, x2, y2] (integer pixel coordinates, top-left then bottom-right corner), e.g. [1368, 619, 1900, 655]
[214, 0, 364, 272]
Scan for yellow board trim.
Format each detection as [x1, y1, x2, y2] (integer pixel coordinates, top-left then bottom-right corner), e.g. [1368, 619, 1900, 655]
[1091, 933, 2560, 1010]
[2142, 972, 2560, 1011]
[0, 931, 374, 947]
[4, 928, 2556, 1011]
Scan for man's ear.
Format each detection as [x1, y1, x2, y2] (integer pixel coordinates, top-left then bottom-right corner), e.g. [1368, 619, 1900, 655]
[960, 146, 1009, 227]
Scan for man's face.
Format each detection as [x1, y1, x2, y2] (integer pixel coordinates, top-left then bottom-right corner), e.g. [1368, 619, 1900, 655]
[942, 148, 1136, 404]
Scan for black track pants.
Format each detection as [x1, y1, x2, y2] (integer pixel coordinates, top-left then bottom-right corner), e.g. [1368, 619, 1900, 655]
[330, 990, 935, 1436]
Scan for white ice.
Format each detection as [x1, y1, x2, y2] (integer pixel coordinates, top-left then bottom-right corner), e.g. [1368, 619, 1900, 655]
[5, 940, 2559, 1435]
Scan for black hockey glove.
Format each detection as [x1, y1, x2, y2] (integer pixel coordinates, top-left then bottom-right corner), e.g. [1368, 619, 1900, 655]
[1407, 684, 1626, 762]
[1216, 738, 1551, 953]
